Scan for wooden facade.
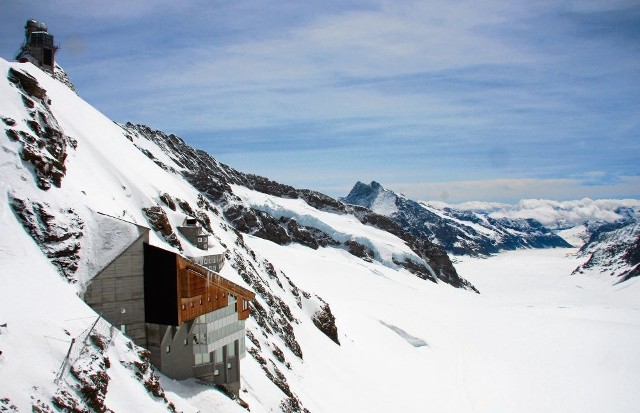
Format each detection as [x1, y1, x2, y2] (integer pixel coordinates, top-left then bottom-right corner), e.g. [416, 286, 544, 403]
[144, 244, 253, 326]
[176, 257, 253, 324]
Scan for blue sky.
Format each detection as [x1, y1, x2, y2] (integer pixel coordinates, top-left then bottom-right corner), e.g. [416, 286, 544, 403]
[2, 0, 639, 202]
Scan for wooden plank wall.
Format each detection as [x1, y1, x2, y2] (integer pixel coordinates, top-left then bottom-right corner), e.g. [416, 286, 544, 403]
[176, 256, 255, 324]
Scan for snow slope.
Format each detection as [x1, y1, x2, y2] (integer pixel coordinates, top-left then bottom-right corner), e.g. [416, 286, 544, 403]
[1, 58, 639, 413]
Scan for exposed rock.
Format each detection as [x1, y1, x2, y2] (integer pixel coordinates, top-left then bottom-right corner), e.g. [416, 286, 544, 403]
[176, 199, 194, 216]
[312, 301, 340, 345]
[2, 116, 16, 126]
[142, 206, 182, 250]
[0, 398, 19, 412]
[159, 193, 176, 211]
[344, 239, 374, 261]
[232, 252, 302, 358]
[5, 128, 19, 141]
[5, 68, 71, 190]
[297, 189, 347, 214]
[53, 62, 77, 93]
[392, 256, 436, 283]
[573, 222, 640, 283]
[9, 195, 83, 281]
[8, 68, 47, 100]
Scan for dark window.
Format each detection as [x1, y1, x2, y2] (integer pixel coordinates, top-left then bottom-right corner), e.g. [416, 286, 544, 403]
[43, 48, 52, 66]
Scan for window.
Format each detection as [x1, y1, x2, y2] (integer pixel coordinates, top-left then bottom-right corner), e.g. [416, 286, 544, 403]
[43, 48, 53, 66]
[166, 346, 171, 353]
[184, 338, 188, 346]
[182, 304, 186, 310]
[214, 348, 223, 364]
[120, 325, 126, 334]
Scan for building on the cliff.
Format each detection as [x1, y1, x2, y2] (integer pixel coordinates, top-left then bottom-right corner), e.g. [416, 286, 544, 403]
[16, 19, 58, 73]
[83, 215, 254, 396]
[178, 216, 226, 273]
[178, 217, 209, 250]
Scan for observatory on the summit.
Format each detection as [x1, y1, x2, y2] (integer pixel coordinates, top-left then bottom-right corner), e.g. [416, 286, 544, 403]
[16, 19, 58, 73]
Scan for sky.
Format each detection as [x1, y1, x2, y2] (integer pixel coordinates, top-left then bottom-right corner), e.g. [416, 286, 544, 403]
[1, 0, 639, 203]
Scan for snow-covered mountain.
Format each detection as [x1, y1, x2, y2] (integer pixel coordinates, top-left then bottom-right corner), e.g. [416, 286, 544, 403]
[573, 220, 640, 283]
[0, 58, 477, 412]
[2, 58, 640, 413]
[342, 181, 571, 256]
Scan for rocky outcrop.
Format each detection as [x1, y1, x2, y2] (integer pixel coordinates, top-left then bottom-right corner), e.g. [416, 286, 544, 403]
[52, 63, 77, 93]
[312, 300, 340, 345]
[5, 68, 74, 190]
[142, 205, 182, 250]
[10, 195, 83, 281]
[573, 222, 640, 283]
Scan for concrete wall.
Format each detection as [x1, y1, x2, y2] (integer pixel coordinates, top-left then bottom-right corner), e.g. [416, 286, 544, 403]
[84, 231, 149, 346]
[157, 321, 195, 380]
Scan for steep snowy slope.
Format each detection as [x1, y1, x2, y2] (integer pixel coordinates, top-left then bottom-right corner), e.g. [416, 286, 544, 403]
[573, 222, 640, 283]
[0, 58, 476, 411]
[0, 60, 236, 412]
[343, 181, 570, 256]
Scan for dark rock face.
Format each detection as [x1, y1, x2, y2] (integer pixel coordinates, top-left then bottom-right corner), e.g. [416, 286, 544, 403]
[573, 222, 640, 283]
[343, 181, 571, 257]
[52, 63, 77, 93]
[5, 68, 74, 190]
[142, 206, 182, 250]
[159, 193, 176, 211]
[9, 195, 83, 281]
[312, 300, 340, 345]
[344, 240, 374, 261]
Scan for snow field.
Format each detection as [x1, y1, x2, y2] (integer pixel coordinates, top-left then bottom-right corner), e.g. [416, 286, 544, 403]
[246, 238, 640, 413]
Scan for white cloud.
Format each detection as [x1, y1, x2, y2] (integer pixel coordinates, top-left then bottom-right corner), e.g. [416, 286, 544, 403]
[390, 176, 640, 205]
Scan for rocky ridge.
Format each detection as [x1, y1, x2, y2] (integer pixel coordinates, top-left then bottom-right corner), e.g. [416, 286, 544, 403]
[573, 220, 640, 282]
[342, 181, 571, 256]
[123, 123, 477, 292]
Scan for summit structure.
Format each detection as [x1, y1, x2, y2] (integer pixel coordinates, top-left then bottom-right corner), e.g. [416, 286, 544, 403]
[16, 19, 58, 73]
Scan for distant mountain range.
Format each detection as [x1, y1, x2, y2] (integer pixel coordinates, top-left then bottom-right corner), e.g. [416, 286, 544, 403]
[342, 181, 571, 256]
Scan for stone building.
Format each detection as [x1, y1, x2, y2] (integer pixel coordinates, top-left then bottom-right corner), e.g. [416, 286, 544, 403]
[178, 216, 226, 273]
[178, 217, 209, 250]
